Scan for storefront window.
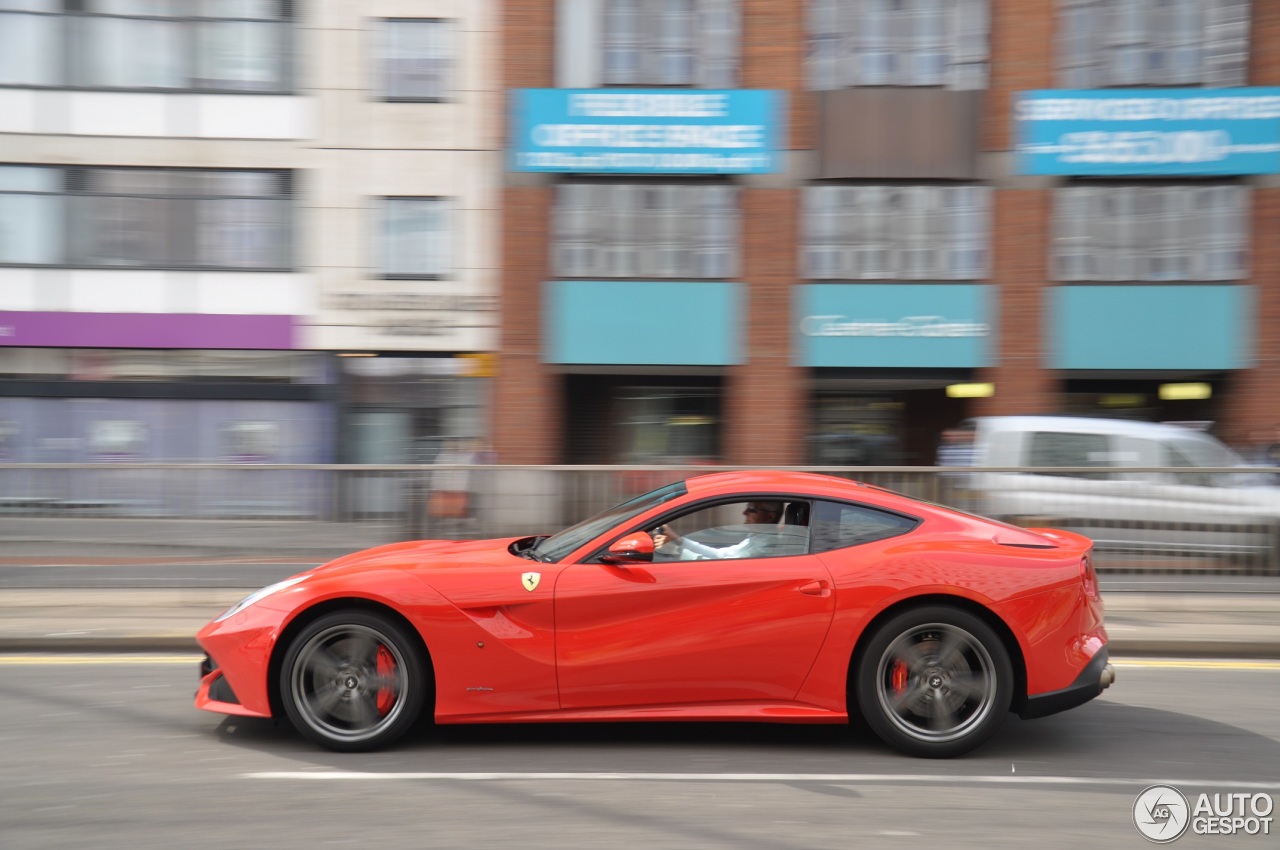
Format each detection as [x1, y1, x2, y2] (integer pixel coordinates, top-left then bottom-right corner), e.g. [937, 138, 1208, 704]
[808, 393, 904, 465]
[616, 387, 720, 463]
[338, 356, 488, 464]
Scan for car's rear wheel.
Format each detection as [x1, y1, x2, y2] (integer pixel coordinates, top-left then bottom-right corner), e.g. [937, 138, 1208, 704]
[280, 610, 428, 752]
[855, 606, 1012, 758]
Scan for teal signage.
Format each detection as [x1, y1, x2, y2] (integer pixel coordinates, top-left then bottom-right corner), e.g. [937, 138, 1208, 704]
[1016, 88, 1280, 175]
[511, 89, 784, 174]
[1050, 286, 1251, 370]
[796, 284, 993, 368]
[545, 281, 741, 365]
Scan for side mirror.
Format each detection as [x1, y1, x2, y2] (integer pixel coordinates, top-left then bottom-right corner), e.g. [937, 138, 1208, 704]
[600, 532, 655, 565]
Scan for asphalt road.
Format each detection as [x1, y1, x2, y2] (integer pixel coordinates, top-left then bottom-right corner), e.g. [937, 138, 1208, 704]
[1, 658, 1277, 849]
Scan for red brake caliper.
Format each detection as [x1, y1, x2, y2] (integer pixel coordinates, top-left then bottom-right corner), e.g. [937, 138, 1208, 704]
[891, 659, 909, 694]
[375, 645, 397, 716]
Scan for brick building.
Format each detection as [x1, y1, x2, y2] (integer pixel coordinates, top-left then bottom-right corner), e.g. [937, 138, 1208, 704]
[498, 0, 1280, 466]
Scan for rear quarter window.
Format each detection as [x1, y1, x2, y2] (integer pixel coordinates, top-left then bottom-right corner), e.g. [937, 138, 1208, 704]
[810, 500, 918, 553]
[1026, 431, 1114, 479]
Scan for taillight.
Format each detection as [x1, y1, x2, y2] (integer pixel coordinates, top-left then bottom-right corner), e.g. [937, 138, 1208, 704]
[1080, 554, 1099, 599]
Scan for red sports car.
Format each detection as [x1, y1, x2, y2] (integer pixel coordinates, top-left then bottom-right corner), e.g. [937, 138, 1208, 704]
[195, 470, 1113, 758]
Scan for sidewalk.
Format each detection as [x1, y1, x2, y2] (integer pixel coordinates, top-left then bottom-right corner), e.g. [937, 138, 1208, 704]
[0, 586, 1277, 656]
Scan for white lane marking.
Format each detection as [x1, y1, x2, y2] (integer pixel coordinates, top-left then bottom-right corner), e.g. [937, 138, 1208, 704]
[1112, 659, 1280, 670]
[244, 772, 1280, 790]
[0, 655, 201, 665]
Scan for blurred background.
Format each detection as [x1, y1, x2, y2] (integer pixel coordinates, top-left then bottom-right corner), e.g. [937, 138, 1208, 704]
[2, 0, 1280, 572]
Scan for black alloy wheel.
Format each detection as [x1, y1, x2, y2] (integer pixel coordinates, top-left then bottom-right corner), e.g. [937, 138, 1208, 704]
[855, 605, 1013, 758]
[280, 610, 428, 752]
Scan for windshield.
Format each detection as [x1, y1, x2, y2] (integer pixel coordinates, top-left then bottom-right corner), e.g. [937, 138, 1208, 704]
[531, 481, 687, 562]
[1167, 435, 1244, 468]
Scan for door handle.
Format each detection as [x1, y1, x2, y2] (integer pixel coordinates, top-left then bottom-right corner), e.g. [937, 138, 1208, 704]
[798, 580, 831, 598]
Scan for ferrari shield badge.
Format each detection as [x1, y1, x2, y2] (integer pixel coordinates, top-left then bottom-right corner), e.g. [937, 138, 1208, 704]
[522, 572, 541, 592]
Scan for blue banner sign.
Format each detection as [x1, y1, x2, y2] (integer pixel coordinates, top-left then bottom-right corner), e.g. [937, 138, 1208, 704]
[1015, 89, 1280, 175]
[511, 89, 784, 174]
[1050, 285, 1250, 370]
[545, 281, 741, 365]
[795, 284, 993, 368]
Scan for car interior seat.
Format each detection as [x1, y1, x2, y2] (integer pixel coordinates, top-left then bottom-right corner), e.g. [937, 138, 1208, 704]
[783, 501, 810, 526]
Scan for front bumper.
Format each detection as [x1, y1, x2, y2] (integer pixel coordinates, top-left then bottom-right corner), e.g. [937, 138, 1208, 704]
[1017, 647, 1114, 720]
[196, 652, 272, 719]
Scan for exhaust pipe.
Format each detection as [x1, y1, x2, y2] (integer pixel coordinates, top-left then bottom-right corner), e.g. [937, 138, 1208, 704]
[1099, 663, 1115, 690]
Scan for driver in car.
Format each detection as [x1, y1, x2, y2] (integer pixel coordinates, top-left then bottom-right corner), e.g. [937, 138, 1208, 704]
[652, 501, 784, 560]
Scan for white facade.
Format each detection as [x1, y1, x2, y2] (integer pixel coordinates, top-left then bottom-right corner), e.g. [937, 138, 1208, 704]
[0, 0, 500, 355]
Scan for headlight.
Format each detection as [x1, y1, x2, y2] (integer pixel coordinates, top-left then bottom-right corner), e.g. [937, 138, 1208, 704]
[215, 575, 308, 622]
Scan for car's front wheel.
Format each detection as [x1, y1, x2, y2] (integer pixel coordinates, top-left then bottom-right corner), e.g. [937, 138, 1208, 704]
[855, 606, 1012, 758]
[280, 610, 428, 752]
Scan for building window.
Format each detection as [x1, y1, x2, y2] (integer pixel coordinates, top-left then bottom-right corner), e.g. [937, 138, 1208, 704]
[0, 165, 293, 270]
[378, 18, 455, 101]
[1052, 185, 1248, 281]
[0, 0, 294, 93]
[802, 185, 990, 280]
[807, 0, 990, 91]
[554, 183, 739, 279]
[1056, 0, 1250, 88]
[380, 197, 452, 279]
[601, 0, 739, 87]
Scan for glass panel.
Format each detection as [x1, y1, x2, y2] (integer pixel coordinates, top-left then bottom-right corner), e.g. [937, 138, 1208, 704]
[1027, 431, 1114, 478]
[197, 20, 286, 91]
[1203, 0, 1250, 87]
[383, 198, 451, 278]
[197, 0, 285, 20]
[0, 12, 61, 85]
[697, 0, 738, 87]
[75, 15, 187, 89]
[71, 194, 171, 266]
[87, 0, 184, 15]
[0, 166, 59, 193]
[604, 0, 641, 83]
[856, 0, 893, 85]
[0, 194, 63, 263]
[0, 0, 61, 11]
[911, 0, 946, 85]
[1053, 187, 1090, 281]
[810, 499, 916, 553]
[200, 197, 287, 268]
[658, 0, 694, 85]
[382, 19, 453, 99]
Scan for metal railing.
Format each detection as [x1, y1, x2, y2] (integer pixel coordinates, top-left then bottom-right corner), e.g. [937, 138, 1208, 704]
[2, 463, 1280, 574]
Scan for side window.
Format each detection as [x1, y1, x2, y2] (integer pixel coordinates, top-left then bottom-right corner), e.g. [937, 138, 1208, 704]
[1026, 431, 1113, 479]
[650, 499, 810, 561]
[1166, 442, 1215, 487]
[810, 500, 916, 554]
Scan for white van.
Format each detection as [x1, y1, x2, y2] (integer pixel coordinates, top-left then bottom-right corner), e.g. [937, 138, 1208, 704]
[963, 416, 1280, 559]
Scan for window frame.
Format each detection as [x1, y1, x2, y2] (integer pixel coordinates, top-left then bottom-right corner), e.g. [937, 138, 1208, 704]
[553, 182, 740, 281]
[1055, 0, 1251, 89]
[378, 195, 454, 280]
[601, 0, 740, 89]
[376, 17, 456, 103]
[801, 184, 992, 282]
[0, 164, 294, 272]
[0, 0, 295, 95]
[806, 0, 990, 91]
[1051, 183, 1249, 283]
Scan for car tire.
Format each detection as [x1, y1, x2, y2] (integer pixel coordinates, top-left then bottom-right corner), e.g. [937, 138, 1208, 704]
[280, 610, 429, 752]
[855, 605, 1012, 758]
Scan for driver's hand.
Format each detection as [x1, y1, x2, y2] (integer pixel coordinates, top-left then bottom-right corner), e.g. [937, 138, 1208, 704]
[653, 525, 678, 548]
